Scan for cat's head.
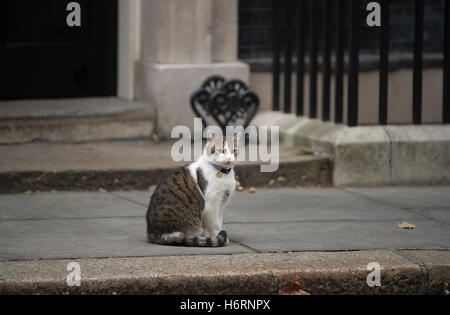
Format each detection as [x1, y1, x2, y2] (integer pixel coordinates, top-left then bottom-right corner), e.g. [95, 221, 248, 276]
[204, 131, 241, 169]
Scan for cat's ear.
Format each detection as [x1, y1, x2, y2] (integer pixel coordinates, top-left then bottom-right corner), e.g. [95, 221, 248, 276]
[233, 132, 243, 143]
[205, 128, 216, 142]
[232, 132, 243, 157]
[207, 132, 215, 142]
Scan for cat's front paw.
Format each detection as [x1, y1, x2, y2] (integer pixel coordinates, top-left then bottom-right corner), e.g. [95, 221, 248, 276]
[218, 230, 229, 246]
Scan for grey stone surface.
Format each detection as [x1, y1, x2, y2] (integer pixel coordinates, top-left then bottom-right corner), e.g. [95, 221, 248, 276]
[0, 250, 429, 295]
[114, 188, 424, 223]
[279, 117, 392, 186]
[399, 250, 450, 294]
[0, 98, 155, 144]
[268, 113, 450, 186]
[140, 0, 213, 64]
[347, 186, 450, 209]
[414, 209, 450, 223]
[1, 186, 449, 261]
[0, 140, 312, 172]
[0, 141, 182, 172]
[0, 97, 153, 120]
[0, 192, 146, 221]
[0, 217, 250, 261]
[0, 141, 330, 193]
[386, 126, 450, 185]
[112, 191, 153, 207]
[212, 0, 238, 62]
[136, 62, 249, 138]
[227, 219, 450, 252]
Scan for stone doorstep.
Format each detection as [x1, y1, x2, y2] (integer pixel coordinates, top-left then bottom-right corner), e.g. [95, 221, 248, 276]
[253, 112, 450, 187]
[0, 250, 448, 295]
[0, 158, 332, 193]
[0, 98, 155, 144]
[0, 139, 332, 193]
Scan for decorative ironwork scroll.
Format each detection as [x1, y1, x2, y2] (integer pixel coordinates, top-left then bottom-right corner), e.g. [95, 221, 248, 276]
[191, 75, 260, 134]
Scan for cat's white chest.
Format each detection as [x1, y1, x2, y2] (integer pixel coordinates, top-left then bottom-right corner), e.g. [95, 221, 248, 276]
[188, 160, 236, 209]
[204, 169, 236, 199]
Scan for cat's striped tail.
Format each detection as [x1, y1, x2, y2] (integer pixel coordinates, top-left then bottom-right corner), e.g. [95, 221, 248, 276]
[148, 231, 228, 247]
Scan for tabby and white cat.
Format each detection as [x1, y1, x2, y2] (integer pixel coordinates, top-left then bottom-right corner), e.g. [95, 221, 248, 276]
[146, 132, 240, 247]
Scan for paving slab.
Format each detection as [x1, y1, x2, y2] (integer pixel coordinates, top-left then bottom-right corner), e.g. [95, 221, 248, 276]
[0, 192, 145, 221]
[227, 220, 450, 252]
[114, 188, 425, 223]
[413, 209, 450, 224]
[226, 188, 426, 223]
[0, 217, 251, 261]
[347, 186, 450, 209]
[1, 187, 450, 261]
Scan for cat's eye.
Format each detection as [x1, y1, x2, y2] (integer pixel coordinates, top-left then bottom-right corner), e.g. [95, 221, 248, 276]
[210, 146, 216, 154]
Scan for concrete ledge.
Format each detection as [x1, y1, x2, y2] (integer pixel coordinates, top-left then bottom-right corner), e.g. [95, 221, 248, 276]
[0, 117, 154, 145]
[0, 98, 154, 120]
[0, 141, 331, 193]
[0, 158, 331, 194]
[256, 112, 450, 186]
[1, 250, 448, 295]
[385, 126, 450, 185]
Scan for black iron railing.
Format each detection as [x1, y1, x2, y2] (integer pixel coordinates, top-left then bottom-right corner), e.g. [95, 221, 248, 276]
[272, 0, 450, 126]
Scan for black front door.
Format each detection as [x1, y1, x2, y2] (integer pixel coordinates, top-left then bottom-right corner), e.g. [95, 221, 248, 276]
[0, 0, 117, 100]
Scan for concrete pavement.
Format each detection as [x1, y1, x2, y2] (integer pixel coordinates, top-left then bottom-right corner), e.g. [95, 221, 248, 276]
[1, 186, 449, 260]
[0, 186, 449, 294]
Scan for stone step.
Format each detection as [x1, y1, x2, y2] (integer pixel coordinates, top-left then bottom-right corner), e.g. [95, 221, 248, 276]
[1, 250, 448, 295]
[0, 98, 154, 144]
[0, 140, 331, 193]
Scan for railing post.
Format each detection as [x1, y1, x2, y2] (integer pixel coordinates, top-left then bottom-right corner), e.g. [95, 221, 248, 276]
[444, 0, 450, 123]
[272, 0, 281, 111]
[283, 0, 294, 114]
[309, 0, 319, 119]
[296, 0, 306, 116]
[379, 0, 390, 125]
[335, 0, 345, 124]
[322, 0, 331, 122]
[413, 0, 424, 125]
[348, 0, 360, 127]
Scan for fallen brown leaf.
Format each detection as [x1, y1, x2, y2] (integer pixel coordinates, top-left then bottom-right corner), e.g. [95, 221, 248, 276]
[397, 221, 416, 229]
[248, 187, 257, 193]
[279, 281, 311, 295]
[297, 148, 314, 156]
[152, 132, 161, 144]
